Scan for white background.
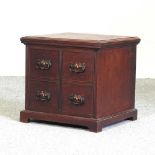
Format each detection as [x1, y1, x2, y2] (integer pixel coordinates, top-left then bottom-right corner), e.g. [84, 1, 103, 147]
[0, 0, 155, 77]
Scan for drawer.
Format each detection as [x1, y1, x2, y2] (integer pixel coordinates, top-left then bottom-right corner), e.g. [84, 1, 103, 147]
[27, 81, 59, 113]
[62, 84, 94, 117]
[62, 49, 95, 82]
[29, 48, 59, 80]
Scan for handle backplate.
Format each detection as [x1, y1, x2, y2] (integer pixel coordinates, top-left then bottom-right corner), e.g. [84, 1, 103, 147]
[36, 59, 52, 70]
[69, 63, 85, 73]
[36, 90, 51, 102]
[69, 94, 85, 105]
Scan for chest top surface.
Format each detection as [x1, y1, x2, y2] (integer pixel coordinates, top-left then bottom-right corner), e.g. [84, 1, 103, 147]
[21, 32, 140, 48]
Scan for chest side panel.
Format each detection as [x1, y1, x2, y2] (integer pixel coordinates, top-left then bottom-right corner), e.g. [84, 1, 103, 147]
[96, 45, 136, 118]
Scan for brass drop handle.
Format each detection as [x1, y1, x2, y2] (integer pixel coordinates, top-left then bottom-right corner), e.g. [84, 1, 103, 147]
[36, 59, 52, 70]
[69, 94, 85, 105]
[69, 63, 86, 73]
[36, 90, 51, 102]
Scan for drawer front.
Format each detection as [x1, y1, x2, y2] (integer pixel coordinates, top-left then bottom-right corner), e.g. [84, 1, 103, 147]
[62, 84, 94, 117]
[62, 49, 95, 82]
[29, 48, 59, 80]
[27, 81, 58, 113]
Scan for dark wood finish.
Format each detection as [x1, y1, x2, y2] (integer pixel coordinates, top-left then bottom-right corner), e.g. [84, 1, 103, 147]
[29, 48, 59, 81]
[21, 33, 140, 48]
[20, 33, 140, 132]
[95, 45, 137, 118]
[20, 109, 137, 132]
[62, 48, 95, 83]
[27, 81, 59, 113]
[62, 83, 94, 117]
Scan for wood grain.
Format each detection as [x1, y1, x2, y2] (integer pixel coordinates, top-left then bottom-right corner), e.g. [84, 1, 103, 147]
[21, 32, 140, 48]
[20, 33, 140, 132]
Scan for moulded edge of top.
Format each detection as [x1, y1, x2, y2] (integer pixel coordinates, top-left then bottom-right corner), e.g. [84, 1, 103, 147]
[20, 34, 140, 49]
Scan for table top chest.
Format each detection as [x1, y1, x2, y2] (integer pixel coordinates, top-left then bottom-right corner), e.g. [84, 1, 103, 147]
[20, 33, 140, 132]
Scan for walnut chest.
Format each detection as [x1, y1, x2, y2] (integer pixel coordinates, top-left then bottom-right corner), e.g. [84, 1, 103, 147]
[20, 33, 140, 132]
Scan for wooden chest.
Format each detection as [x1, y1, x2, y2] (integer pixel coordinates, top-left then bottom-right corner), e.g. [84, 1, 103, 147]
[20, 33, 140, 132]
